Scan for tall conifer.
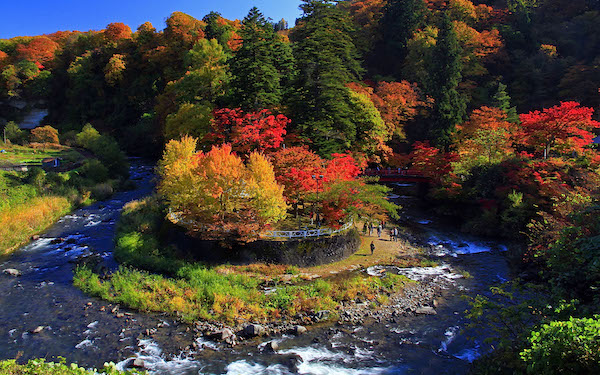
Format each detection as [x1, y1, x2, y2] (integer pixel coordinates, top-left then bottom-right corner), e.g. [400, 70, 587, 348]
[379, 0, 425, 79]
[290, 0, 363, 154]
[427, 12, 466, 148]
[229, 7, 283, 110]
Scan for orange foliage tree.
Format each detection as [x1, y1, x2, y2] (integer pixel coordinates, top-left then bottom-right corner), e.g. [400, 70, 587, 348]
[164, 12, 206, 49]
[30, 125, 59, 144]
[104, 22, 133, 42]
[16, 36, 59, 64]
[270, 146, 324, 217]
[455, 106, 516, 172]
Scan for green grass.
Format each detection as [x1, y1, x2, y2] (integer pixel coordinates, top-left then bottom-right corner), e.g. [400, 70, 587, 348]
[74, 197, 412, 325]
[0, 358, 144, 374]
[0, 144, 84, 167]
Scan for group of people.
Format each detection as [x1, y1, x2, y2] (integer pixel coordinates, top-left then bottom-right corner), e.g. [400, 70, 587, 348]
[363, 221, 401, 242]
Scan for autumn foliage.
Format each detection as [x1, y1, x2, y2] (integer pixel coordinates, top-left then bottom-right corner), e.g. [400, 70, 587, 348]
[158, 137, 287, 241]
[30, 125, 59, 144]
[207, 108, 289, 154]
[16, 36, 59, 64]
[518, 101, 599, 157]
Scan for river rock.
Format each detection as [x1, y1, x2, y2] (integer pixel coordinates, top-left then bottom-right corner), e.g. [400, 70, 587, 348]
[30, 326, 45, 334]
[3, 269, 21, 277]
[243, 323, 265, 337]
[263, 340, 279, 353]
[31, 235, 40, 241]
[210, 328, 236, 344]
[50, 237, 65, 244]
[132, 358, 145, 368]
[314, 310, 330, 322]
[415, 306, 437, 315]
[292, 325, 307, 335]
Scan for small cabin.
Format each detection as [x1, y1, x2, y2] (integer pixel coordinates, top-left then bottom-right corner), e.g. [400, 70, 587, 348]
[42, 157, 60, 169]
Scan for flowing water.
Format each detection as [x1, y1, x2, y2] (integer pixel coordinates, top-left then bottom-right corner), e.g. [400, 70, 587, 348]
[0, 169, 512, 374]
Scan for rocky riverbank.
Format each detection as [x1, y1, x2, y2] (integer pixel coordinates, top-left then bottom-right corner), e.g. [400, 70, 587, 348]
[183, 268, 442, 348]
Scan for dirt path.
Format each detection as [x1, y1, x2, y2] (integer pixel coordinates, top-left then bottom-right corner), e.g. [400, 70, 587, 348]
[302, 226, 423, 277]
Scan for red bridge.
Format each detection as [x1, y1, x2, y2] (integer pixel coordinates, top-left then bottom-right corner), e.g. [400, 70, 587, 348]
[362, 168, 431, 183]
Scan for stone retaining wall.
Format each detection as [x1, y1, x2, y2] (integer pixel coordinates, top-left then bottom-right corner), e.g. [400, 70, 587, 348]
[161, 221, 361, 267]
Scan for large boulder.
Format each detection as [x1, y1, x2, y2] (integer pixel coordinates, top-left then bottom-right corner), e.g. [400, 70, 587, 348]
[209, 328, 236, 345]
[415, 306, 437, 315]
[3, 269, 21, 277]
[262, 340, 279, 353]
[243, 324, 266, 337]
[292, 325, 307, 335]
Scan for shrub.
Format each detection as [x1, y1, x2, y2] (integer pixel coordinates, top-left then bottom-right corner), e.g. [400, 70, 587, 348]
[91, 183, 114, 200]
[26, 167, 46, 190]
[520, 316, 600, 374]
[75, 124, 128, 177]
[75, 123, 101, 149]
[80, 159, 109, 183]
[3, 121, 25, 144]
[0, 358, 144, 374]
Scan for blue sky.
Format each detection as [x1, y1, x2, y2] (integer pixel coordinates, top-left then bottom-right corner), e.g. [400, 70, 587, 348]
[0, 0, 303, 39]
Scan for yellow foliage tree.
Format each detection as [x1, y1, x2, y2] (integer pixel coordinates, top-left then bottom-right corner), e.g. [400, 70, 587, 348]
[157, 137, 287, 241]
[246, 152, 288, 226]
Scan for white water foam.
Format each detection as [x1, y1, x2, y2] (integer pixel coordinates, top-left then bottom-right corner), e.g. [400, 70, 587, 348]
[21, 238, 54, 252]
[437, 326, 481, 363]
[115, 339, 198, 374]
[225, 361, 290, 374]
[194, 336, 219, 351]
[367, 265, 462, 288]
[427, 235, 507, 257]
[75, 339, 94, 349]
[438, 326, 459, 352]
[279, 346, 390, 374]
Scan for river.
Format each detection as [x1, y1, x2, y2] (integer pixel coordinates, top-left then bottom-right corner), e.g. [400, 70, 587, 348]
[0, 165, 512, 374]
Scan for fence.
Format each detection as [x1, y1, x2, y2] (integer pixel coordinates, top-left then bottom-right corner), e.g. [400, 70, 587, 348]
[261, 221, 354, 239]
[168, 209, 354, 240]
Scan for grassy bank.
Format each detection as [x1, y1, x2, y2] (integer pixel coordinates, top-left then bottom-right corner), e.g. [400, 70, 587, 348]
[0, 358, 144, 374]
[0, 142, 128, 255]
[74, 197, 416, 325]
[0, 196, 71, 255]
[0, 143, 84, 167]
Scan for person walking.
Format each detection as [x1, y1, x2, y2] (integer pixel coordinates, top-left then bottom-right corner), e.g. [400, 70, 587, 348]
[389, 228, 394, 241]
[377, 224, 382, 238]
[370, 241, 375, 255]
[393, 227, 398, 242]
[369, 223, 373, 236]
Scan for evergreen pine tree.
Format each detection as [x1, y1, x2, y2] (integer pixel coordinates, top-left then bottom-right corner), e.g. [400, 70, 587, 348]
[229, 7, 283, 110]
[289, 0, 364, 155]
[492, 82, 519, 123]
[379, 0, 425, 79]
[427, 12, 466, 148]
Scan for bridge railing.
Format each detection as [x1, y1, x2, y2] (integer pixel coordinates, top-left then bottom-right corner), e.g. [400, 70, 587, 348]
[168, 209, 354, 239]
[261, 221, 354, 239]
[362, 168, 424, 177]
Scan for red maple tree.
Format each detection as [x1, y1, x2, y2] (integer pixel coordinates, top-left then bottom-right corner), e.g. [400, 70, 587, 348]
[207, 108, 289, 154]
[518, 101, 599, 158]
